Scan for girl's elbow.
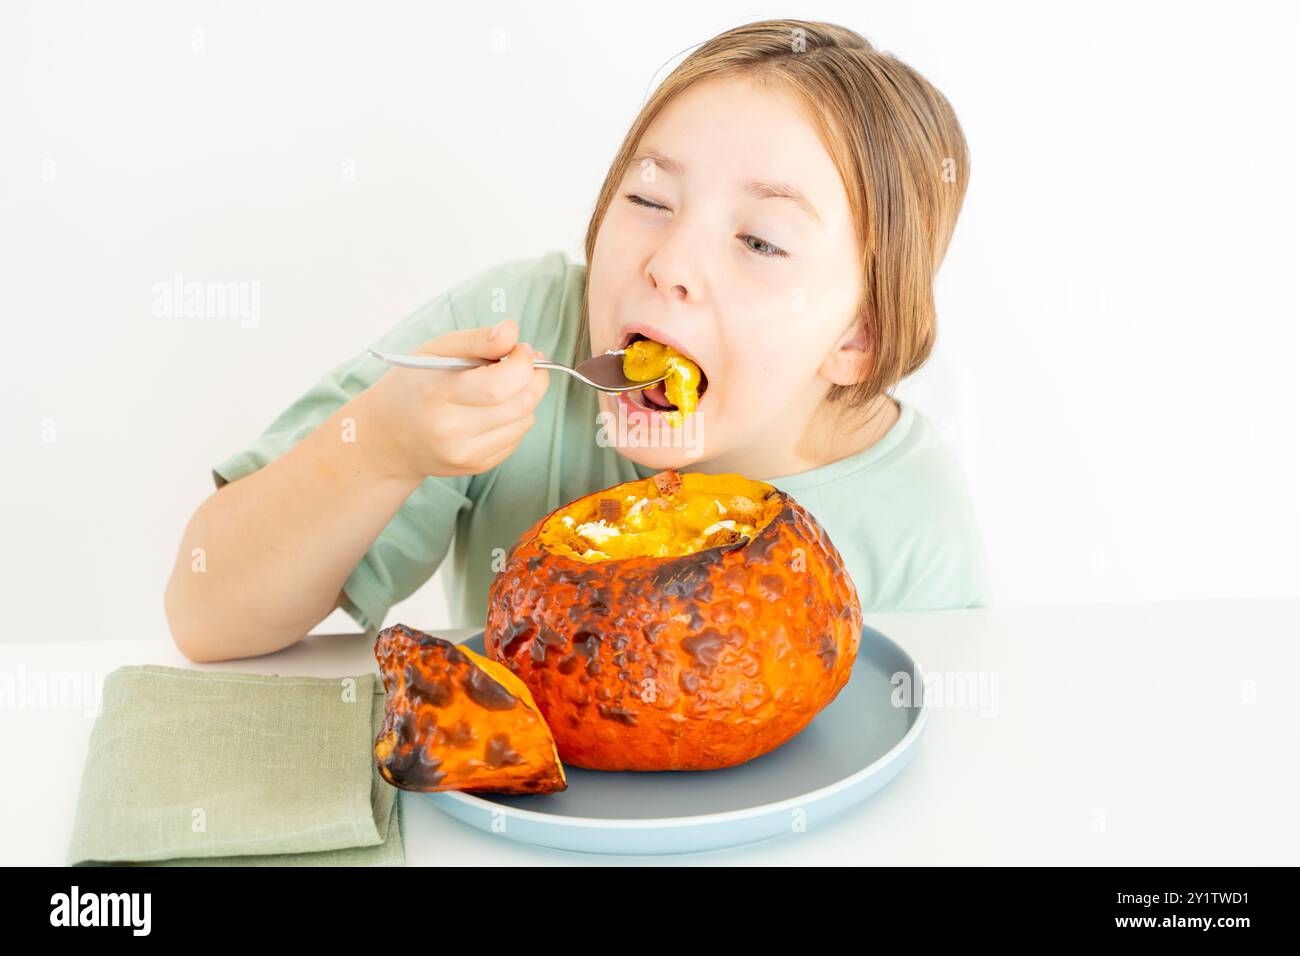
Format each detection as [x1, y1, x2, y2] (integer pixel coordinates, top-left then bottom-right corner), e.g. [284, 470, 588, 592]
[164, 574, 228, 664]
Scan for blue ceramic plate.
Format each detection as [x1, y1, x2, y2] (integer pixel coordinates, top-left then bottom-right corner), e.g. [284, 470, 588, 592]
[424, 624, 927, 855]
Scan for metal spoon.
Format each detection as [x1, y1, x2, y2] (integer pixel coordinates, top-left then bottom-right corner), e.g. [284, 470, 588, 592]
[367, 347, 665, 394]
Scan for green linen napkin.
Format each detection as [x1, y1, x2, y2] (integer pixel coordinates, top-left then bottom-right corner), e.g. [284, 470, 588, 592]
[67, 664, 404, 866]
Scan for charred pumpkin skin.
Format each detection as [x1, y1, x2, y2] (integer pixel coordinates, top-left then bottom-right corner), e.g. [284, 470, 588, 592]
[484, 476, 862, 771]
[373, 623, 567, 793]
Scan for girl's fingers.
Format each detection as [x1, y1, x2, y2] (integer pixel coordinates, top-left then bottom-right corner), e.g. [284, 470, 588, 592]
[460, 411, 537, 465]
[437, 353, 546, 430]
[417, 320, 519, 361]
[444, 341, 538, 407]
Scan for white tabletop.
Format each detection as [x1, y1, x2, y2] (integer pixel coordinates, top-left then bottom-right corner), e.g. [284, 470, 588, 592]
[3, 597, 1297, 865]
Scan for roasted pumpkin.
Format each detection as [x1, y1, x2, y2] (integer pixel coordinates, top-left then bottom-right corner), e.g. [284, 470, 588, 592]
[373, 623, 566, 793]
[485, 469, 862, 771]
[622, 339, 702, 427]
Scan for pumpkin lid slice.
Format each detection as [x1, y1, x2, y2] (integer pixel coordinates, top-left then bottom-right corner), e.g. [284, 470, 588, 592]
[373, 623, 566, 794]
[537, 469, 784, 563]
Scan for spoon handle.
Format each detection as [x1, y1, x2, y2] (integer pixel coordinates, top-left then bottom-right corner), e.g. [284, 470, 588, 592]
[369, 348, 571, 373]
[368, 348, 495, 370]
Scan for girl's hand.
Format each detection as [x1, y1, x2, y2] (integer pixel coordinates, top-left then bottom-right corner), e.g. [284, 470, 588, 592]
[358, 318, 549, 479]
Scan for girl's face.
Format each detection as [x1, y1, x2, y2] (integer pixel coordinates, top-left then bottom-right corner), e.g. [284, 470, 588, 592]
[587, 74, 866, 472]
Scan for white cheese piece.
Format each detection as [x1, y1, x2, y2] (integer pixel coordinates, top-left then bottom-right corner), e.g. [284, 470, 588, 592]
[576, 519, 622, 544]
[701, 519, 737, 536]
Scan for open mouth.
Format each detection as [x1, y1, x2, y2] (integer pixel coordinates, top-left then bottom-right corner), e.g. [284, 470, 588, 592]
[617, 331, 710, 413]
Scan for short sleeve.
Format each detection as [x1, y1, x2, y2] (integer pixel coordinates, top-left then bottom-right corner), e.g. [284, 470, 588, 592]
[211, 292, 476, 634]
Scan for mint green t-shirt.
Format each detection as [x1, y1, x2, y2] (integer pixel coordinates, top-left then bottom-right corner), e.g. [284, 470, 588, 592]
[214, 250, 992, 633]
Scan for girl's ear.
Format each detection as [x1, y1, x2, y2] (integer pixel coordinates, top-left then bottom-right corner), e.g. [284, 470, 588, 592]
[821, 315, 872, 387]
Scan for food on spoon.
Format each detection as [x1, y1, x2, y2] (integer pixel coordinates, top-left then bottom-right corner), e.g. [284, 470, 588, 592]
[622, 338, 703, 427]
[485, 469, 862, 771]
[373, 623, 566, 793]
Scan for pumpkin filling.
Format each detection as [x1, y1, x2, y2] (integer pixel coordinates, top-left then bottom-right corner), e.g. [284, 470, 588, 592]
[538, 469, 782, 562]
[621, 336, 706, 427]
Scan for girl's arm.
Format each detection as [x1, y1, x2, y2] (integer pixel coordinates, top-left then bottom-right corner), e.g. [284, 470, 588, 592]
[164, 320, 548, 662]
[164, 392, 420, 662]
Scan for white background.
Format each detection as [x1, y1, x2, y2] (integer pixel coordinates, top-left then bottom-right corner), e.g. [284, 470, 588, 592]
[3, 0, 1297, 643]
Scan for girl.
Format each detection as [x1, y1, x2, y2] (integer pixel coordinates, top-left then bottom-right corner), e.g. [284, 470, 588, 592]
[165, 19, 990, 663]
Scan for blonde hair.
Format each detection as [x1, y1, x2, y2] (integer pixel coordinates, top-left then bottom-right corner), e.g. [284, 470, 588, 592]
[577, 18, 970, 420]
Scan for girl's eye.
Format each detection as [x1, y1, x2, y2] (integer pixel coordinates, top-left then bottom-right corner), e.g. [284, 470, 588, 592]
[625, 194, 788, 259]
[625, 194, 666, 210]
[740, 234, 789, 259]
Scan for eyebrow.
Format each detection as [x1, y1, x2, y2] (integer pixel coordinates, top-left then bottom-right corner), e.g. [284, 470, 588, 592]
[626, 149, 823, 225]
